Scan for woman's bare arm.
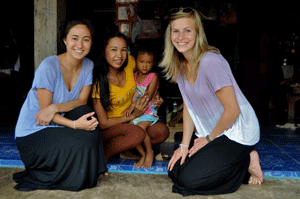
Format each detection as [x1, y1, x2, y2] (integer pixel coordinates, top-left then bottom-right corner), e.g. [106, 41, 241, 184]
[93, 96, 149, 129]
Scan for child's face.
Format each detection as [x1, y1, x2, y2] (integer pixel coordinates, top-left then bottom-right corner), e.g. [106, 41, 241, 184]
[136, 53, 154, 75]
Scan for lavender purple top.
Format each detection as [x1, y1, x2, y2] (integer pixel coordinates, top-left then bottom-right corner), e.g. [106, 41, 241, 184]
[177, 52, 259, 146]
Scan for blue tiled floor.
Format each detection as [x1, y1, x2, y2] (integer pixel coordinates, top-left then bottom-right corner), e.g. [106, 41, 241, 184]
[1, 126, 300, 179]
[107, 159, 169, 174]
[255, 126, 300, 179]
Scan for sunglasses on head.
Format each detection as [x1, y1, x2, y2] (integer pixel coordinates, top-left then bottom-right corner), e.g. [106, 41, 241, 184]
[169, 7, 194, 16]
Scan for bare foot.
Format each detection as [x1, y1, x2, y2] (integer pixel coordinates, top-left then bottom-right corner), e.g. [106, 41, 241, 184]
[248, 176, 261, 185]
[248, 150, 263, 185]
[141, 150, 154, 169]
[134, 155, 145, 168]
[103, 171, 109, 176]
[98, 171, 109, 181]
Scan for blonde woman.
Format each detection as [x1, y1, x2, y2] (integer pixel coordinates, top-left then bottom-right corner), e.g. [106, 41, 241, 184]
[160, 7, 263, 196]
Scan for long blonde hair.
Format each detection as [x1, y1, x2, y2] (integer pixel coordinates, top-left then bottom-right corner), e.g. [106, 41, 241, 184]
[159, 8, 219, 83]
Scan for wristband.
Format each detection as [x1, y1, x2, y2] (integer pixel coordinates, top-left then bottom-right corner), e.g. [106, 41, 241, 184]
[179, 144, 189, 152]
[73, 121, 76, 129]
[206, 135, 212, 143]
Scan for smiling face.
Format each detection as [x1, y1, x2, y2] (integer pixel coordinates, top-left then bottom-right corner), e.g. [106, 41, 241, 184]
[170, 17, 197, 59]
[105, 37, 128, 70]
[63, 24, 92, 60]
[136, 53, 154, 75]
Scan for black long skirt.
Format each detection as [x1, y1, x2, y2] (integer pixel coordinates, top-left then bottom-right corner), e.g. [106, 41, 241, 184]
[13, 105, 107, 191]
[168, 135, 255, 196]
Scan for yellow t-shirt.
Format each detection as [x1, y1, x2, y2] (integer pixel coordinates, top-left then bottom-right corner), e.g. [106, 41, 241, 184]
[92, 55, 136, 118]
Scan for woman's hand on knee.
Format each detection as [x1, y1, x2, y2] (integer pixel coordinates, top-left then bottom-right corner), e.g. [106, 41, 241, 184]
[188, 137, 208, 157]
[168, 146, 188, 171]
[75, 112, 99, 131]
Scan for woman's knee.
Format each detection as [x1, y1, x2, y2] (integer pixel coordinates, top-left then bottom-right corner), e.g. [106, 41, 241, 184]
[177, 165, 209, 190]
[125, 124, 146, 141]
[177, 159, 220, 190]
[147, 122, 170, 144]
[65, 105, 94, 120]
[177, 172, 197, 189]
[103, 124, 146, 144]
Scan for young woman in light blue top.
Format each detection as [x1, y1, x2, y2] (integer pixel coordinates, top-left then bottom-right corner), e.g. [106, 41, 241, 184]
[13, 19, 107, 191]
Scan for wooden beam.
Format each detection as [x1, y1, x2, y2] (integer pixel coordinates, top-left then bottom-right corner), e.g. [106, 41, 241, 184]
[34, 0, 66, 71]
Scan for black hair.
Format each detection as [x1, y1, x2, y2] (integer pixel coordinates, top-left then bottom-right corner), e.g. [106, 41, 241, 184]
[93, 31, 128, 112]
[135, 46, 155, 61]
[60, 18, 95, 40]
[133, 43, 157, 72]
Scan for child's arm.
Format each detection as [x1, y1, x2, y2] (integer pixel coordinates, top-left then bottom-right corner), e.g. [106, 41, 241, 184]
[144, 74, 159, 101]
